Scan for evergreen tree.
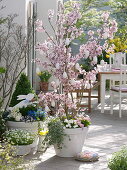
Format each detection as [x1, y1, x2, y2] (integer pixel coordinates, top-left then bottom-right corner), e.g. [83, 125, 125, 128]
[9, 73, 33, 107]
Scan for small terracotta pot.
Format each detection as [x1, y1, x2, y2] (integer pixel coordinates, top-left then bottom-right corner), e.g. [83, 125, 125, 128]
[40, 82, 49, 91]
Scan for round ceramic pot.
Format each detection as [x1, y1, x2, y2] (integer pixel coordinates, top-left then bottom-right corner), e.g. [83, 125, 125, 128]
[6, 121, 38, 134]
[54, 127, 88, 157]
[14, 144, 31, 156]
[39, 82, 48, 91]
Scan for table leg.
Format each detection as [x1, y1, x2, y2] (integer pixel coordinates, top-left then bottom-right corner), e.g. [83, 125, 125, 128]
[101, 75, 106, 113]
[98, 74, 101, 103]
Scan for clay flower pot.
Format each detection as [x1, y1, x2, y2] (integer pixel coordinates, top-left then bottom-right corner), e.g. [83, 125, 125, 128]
[40, 82, 49, 91]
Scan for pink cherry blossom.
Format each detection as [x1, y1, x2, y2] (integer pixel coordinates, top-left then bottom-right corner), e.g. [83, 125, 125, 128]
[101, 12, 110, 21]
[36, 2, 117, 118]
[88, 30, 94, 36]
[48, 9, 54, 20]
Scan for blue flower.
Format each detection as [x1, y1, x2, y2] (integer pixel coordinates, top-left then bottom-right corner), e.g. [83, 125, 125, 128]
[27, 108, 47, 121]
[27, 110, 37, 120]
[36, 109, 47, 121]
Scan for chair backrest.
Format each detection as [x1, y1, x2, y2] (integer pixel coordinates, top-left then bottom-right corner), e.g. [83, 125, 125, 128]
[109, 53, 126, 69]
[120, 64, 127, 88]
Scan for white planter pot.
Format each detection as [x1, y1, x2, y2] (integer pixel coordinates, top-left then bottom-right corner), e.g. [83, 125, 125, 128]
[14, 145, 31, 156]
[6, 121, 39, 134]
[54, 127, 88, 157]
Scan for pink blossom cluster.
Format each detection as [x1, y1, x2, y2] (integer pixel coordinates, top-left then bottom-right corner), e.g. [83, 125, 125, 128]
[99, 12, 117, 39]
[36, 2, 117, 117]
[38, 92, 78, 115]
[62, 114, 91, 128]
[77, 12, 117, 66]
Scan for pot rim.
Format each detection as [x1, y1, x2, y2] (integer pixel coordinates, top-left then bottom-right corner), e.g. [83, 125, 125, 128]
[64, 127, 88, 134]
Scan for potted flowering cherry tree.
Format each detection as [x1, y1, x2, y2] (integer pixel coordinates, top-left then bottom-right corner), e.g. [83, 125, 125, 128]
[36, 1, 117, 157]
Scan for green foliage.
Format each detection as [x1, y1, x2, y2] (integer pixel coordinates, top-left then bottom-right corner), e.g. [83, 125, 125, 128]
[0, 18, 7, 25]
[0, 142, 23, 170]
[19, 105, 37, 117]
[108, 146, 127, 170]
[81, 119, 91, 127]
[37, 71, 52, 82]
[80, 58, 95, 72]
[0, 67, 6, 74]
[5, 129, 34, 145]
[9, 73, 33, 107]
[64, 0, 108, 33]
[43, 118, 66, 150]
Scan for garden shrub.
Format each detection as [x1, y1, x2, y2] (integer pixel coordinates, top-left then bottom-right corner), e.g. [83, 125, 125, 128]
[108, 146, 127, 170]
[10, 73, 33, 107]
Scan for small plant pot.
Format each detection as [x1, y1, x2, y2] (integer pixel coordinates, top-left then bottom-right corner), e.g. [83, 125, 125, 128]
[39, 82, 49, 91]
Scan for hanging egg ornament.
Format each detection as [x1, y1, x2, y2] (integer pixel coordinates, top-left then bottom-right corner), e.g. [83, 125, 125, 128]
[51, 100, 55, 107]
[56, 63, 60, 69]
[63, 72, 68, 78]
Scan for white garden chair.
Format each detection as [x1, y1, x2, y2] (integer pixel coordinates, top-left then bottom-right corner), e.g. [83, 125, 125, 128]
[109, 53, 126, 88]
[110, 64, 127, 118]
[109, 53, 126, 69]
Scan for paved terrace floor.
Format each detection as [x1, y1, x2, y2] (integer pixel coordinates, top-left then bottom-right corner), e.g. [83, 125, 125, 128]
[24, 92, 127, 170]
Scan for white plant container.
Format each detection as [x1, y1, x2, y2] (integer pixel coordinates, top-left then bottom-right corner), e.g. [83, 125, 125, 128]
[54, 127, 88, 157]
[6, 121, 38, 134]
[14, 145, 31, 156]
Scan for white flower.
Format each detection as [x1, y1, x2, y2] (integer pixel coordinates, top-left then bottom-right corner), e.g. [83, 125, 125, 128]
[66, 124, 69, 128]
[68, 119, 74, 124]
[68, 124, 72, 128]
[15, 115, 21, 121]
[103, 32, 109, 39]
[64, 119, 69, 123]
[45, 105, 50, 112]
[74, 125, 78, 128]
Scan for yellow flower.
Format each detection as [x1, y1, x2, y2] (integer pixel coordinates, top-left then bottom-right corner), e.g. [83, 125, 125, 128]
[37, 72, 41, 76]
[39, 130, 48, 136]
[106, 55, 110, 58]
